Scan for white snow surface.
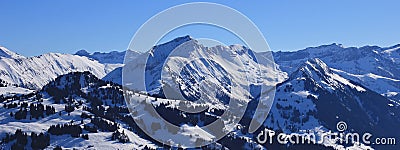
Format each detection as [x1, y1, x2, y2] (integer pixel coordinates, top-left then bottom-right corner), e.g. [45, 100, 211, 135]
[0, 87, 35, 96]
[0, 49, 122, 89]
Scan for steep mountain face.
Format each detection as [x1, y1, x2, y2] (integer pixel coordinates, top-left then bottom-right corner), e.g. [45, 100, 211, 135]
[264, 58, 399, 140]
[123, 36, 286, 100]
[272, 44, 400, 101]
[0, 49, 121, 89]
[119, 36, 195, 91]
[75, 49, 141, 64]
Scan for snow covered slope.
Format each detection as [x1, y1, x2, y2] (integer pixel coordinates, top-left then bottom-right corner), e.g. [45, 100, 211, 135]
[0, 87, 34, 97]
[0, 72, 158, 149]
[0, 71, 242, 149]
[266, 58, 399, 132]
[0, 46, 25, 59]
[122, 36, 286, 96]
[260, 58, 400, 149]
[272, 43, 400, 101]
[0, 48, 122, 89]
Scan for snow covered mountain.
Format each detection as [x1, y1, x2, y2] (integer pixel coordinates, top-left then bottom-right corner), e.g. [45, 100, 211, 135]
[0, 71, 261, 149]
[0, 47, 122, 89]
[101, 41, 400, 103]
[1, 36, 399, 149]
[272, 43, 400, 102]
[1, 62, 397, 149]
[0, 46, 25, 59]
[75, 49, 141, 64]
[123, 36, 286, 97]
[266, 58, 399, 132]
[240, 58, 400, 149]
[0, 72, 159, 149]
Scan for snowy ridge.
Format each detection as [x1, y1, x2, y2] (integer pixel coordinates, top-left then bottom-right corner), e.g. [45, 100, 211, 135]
[262, 58, 399, 149]
[123, 36, 285, 110]
[74, 49, 141, 64]
[381, 44, 400, 65]
[273, 43, 400, 79]
[273, 43, 400, 101]
[332, 68, 400, 101]
[297, 58, 366, 92]
[0, 49, 122, 89]
[0, 46, 25, 59]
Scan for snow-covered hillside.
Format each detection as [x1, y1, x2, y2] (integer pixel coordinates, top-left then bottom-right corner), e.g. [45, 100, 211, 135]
[0, 71, 256, 149]
[0, 47, 122, 89]
[272, 43, 400, 101]
[0, 72, 158, 149]
[266, 58, 399, 131]
[260, 58, 399, 149]
[0, 46, 25, 59]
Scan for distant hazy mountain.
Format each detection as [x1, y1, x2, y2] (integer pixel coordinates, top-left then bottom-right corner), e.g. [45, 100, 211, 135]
[75, 49, 141, 64]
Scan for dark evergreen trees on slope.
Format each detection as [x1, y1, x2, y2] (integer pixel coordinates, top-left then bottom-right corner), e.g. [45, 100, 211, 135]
[81, 134, 89, 140]
[111, 130, 130, 143]
[14, 108, 27, 120]
[45, 105, 56, 115]
[29, 103, 44, 119]
[90, 117, 118, 132]
[64, 103, 75, 115]
[11, 103, 56, 120]
[48, 123, 82, 138]
[31, 132, 51, 149]
[1, 129, 50, 149]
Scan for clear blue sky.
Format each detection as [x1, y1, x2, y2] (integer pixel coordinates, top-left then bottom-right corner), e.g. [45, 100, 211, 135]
[1, 0, 399, 56]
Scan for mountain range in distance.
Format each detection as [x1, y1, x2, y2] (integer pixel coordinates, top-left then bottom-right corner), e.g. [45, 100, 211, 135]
[0, 36, 399, 149]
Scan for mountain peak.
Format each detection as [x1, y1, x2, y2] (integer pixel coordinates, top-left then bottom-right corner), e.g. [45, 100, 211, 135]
[0, 46, 25, 59]
[291, 58, 367, 93]
[308, 43, 344, 50]
[305, 58, 330, 72]
[174, 35, 193, 42]
[290, 58, 332, 81]
[154, 35, 194, 48]
[303, 58, 330, 74]
[75, 49, 90, 56]
[148, 35, 195, 57]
